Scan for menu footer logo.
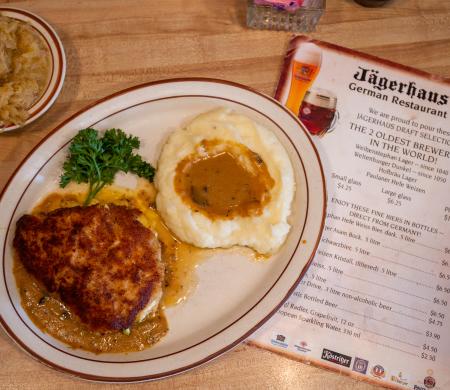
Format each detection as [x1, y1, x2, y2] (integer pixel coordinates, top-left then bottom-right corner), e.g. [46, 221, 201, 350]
[352, 357, 369, 374]
[424, 376, 436, 389]
[391, 372, 408, 387]
[294, 341, 311, 353]
[270, 333, 288, 348]
[321, 348, 352, 368]
[370, 365, 385, 379]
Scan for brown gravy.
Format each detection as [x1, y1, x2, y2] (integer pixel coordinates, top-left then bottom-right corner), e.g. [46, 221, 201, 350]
[14, 182, 206, 353]
[14, 261, 167, 353]
[174, 139, 274, 219]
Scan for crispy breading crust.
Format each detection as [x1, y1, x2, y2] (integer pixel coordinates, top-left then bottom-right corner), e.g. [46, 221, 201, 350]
[13, 204, 163, 331]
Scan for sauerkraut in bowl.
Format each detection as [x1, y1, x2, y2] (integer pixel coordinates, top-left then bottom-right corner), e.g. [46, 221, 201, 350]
[0, 15, 51, 128]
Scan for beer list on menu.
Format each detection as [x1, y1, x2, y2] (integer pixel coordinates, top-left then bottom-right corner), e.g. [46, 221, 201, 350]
[251, 37, 450, 390]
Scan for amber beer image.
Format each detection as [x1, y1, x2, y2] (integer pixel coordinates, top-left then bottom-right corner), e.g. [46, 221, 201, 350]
[286, 43, 322, 116]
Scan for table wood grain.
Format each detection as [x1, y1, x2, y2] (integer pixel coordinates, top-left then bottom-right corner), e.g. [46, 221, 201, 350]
[1, 1, 449, 388]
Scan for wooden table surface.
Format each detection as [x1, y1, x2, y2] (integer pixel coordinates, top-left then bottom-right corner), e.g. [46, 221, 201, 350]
[1, 0, 449, 389]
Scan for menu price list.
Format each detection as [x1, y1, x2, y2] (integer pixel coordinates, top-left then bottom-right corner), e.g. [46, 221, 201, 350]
[253, 183, 449, 389]
[251, 36, 449, 390]
[303, 198, 448, 363]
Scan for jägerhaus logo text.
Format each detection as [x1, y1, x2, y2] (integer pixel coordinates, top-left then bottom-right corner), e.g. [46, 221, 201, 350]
[321, 348, 352, 367]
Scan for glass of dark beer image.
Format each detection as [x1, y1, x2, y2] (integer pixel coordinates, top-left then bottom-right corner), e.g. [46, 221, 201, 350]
[298, 88, 338, 136]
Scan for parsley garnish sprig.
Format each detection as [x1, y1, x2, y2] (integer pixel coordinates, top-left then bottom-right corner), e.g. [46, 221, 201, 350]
[60, 128, 155, 206]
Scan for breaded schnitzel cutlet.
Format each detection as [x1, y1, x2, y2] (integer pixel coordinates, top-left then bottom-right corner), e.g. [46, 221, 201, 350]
[13, 204, 163, 331]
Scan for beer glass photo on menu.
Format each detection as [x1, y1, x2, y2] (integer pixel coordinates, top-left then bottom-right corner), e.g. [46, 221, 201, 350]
[285, 42, 322, 116]
[298, 88, 339, 136]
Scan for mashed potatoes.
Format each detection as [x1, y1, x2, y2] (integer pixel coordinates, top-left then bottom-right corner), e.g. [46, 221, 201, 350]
[0, 16, 51, 127]
[155, 108, 295, 254]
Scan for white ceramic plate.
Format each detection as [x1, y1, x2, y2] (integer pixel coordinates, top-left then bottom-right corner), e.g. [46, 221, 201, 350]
[0, 7, 66, 132]
[0, 79, 326, 382]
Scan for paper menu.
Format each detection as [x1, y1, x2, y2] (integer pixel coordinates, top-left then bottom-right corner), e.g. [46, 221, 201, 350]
[249, 36, 450, 390]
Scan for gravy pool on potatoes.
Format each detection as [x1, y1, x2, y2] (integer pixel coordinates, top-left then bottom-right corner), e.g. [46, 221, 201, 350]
[175, 139, 274, 219]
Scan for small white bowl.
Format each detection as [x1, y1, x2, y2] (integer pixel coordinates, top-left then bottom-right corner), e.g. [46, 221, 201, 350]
[0, 7, 66, 132]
